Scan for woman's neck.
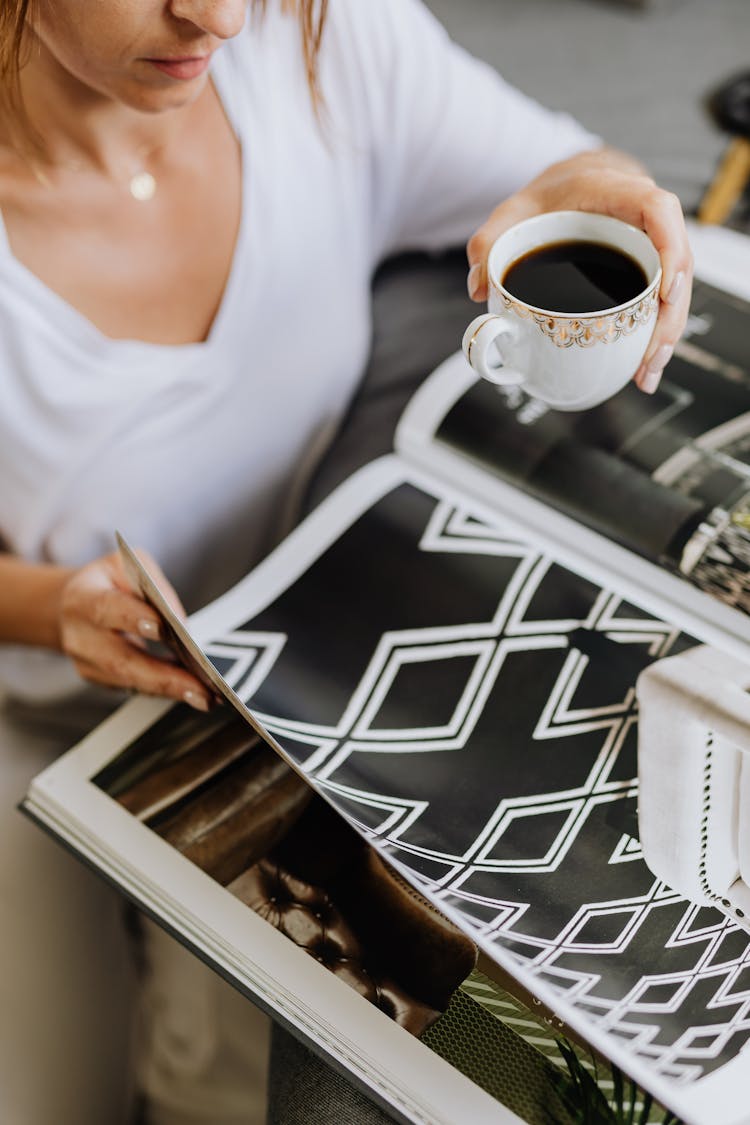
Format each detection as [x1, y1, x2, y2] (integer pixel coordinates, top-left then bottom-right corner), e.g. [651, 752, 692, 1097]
[16, 35, 199, 176]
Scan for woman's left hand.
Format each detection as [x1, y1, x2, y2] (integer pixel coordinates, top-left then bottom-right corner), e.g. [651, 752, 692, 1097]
[466, 148, 693, 395]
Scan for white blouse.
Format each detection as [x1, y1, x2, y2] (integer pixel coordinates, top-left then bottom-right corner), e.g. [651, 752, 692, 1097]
[0, 0, 597, 698]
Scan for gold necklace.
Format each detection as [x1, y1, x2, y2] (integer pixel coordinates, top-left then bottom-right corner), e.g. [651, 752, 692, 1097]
[32, 158, 158, 202]
[128, 170, 156, 201]
[27, 92, 199, 202]
[31, 139, 164, 202]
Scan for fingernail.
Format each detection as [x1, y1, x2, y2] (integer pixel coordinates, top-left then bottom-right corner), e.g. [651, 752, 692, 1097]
[467, 263, 482, 300]
[183, 690, 210, 712]
[640, 367, 662, 394]
[665, 271, 685, 306]
[638, 344, 673, 395]
[138, 618, 161, 641]
[646, 344, 673, 374]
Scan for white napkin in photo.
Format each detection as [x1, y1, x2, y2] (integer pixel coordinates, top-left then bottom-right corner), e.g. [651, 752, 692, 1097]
[637, 643, 750, 931]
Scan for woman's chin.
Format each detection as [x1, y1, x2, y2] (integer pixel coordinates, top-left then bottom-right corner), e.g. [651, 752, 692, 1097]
[120, 70, 212, 115]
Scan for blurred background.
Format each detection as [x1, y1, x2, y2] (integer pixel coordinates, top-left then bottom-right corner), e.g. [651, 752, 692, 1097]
[424, 0, 749, 229]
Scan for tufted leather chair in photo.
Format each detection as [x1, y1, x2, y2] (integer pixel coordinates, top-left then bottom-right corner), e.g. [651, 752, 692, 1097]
[115, 705, 477, 1037]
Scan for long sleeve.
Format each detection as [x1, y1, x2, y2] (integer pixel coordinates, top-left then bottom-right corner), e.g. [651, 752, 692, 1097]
[322, 0, 600, 259]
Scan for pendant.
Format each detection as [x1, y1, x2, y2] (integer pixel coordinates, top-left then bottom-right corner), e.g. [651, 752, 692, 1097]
[129, 171, 156, 202]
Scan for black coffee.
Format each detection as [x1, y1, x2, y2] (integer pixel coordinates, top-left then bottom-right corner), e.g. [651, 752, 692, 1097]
[501, 239, 648, 314]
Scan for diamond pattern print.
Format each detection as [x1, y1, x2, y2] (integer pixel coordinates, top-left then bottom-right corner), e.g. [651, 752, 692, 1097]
[204, 483, 750, 1088]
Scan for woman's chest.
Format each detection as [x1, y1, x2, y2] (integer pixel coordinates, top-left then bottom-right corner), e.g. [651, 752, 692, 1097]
[6, 187, 240, 349]
[0, 85, 243, 346]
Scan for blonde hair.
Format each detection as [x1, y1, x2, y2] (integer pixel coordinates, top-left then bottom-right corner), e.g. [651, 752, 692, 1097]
[268, 0, 329, 110]
[0, 0, 31, 138]
[0, 0, 329, 144]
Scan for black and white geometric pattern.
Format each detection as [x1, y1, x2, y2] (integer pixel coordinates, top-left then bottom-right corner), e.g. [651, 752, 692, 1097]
[201, 480, 750, 1087]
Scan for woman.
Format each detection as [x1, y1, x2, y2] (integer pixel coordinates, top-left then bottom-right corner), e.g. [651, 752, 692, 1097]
[0, 0, 692, 1122]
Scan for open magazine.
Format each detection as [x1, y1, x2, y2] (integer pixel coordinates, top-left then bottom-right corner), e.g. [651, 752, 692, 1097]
[23, 225, 750, 1125]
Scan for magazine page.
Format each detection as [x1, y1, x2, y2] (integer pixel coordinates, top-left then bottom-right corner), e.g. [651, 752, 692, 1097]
[25, 455, 750, 1125]
[396, 225, 750, 649]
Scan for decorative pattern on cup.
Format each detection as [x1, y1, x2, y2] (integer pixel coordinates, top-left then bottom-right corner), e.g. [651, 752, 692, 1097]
[498, 283, 660, 349]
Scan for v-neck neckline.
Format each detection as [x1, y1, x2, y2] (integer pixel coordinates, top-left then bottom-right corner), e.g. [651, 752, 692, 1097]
[0, 43, 250, 362]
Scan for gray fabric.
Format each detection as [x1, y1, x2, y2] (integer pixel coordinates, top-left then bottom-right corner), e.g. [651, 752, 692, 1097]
[304, 249, 473, 512]
[267, 1025, 396, 1125]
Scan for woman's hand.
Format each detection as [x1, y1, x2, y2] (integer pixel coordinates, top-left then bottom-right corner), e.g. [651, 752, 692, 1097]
[58, 550, 213, 711]
[466, 148, 693, 395]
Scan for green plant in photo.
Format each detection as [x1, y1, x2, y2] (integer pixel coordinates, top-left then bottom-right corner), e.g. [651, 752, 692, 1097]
[547, 1038, 681, 1125]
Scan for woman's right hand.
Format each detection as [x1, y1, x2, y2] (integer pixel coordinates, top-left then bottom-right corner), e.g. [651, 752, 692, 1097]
[58, 550, 213, 711]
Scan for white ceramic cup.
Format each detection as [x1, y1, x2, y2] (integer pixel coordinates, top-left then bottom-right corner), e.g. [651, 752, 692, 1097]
[462, 211, 662, 411]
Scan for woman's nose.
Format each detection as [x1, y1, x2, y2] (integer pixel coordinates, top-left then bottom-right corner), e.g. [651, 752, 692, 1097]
[169, 0, 247, 41]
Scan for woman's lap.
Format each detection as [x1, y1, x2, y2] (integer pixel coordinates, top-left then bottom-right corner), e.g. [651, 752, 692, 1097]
[0, 697, 137, 1125]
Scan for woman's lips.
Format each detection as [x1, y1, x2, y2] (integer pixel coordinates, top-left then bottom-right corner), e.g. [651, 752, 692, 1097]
[147, 56, 211, 80]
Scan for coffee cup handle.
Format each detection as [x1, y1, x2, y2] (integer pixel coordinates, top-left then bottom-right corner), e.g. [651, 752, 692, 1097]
[462, 314, 524, 386]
